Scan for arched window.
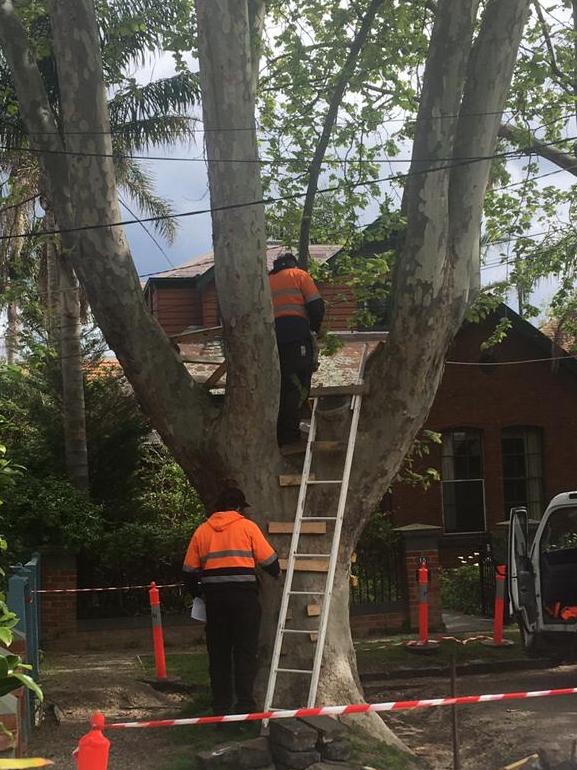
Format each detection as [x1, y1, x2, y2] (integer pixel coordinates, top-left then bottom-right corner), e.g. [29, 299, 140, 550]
[501, 427, 544, 519]
[441, 429, 486, 534]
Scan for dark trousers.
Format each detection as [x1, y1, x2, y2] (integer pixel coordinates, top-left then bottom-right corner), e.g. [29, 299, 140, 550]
[205, 588, 261, 715]
[277, 337, 314, 444]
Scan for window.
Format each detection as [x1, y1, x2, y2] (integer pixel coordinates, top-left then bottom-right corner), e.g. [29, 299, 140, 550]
[501, 427, 544, 519]
[442, 430, 486, 533]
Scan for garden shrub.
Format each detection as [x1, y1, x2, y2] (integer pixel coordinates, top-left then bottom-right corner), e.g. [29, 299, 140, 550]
[440, 557, 483, 615]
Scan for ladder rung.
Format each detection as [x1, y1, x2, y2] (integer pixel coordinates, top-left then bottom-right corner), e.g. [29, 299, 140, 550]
[268, 521, 327, 535]
[303, 516, 337, 521]
[288, 590, 326, 596]
[311, 441, 345, 452]
[293, 553, 331, 558]
[307, 480, 342, 485]
[282, 628, 315, 634]
[276, 668, 314, 674]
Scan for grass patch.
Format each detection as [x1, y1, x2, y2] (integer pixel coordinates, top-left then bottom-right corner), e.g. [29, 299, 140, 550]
[355, 629, 522, 671]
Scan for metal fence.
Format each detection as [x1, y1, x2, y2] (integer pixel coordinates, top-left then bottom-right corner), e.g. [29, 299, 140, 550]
[350, 540, 405, 611]
[7, 554, 41, 740]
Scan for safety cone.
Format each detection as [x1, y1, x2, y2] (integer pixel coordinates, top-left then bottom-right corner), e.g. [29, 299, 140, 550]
[74, 711, 110, 770]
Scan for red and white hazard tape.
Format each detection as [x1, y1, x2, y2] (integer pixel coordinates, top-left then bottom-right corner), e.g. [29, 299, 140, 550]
[105, 686, 577, 729]
[36, 582, 182, 594]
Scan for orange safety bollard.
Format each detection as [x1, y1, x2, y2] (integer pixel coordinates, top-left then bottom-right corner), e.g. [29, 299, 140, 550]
[149, 581, 167, 679]
[418, 563, 429, 645]
[482, 564, 514, 647]
[407, 558, 438, 652]
[74, 712, 110, 770]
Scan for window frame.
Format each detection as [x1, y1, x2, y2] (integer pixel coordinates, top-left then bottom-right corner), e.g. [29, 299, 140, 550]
[501, 426, 544, 520]
[441, 428, 487, 535]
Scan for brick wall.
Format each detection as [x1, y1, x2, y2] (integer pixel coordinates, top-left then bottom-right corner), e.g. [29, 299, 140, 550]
[41, 552, 77, 642]
[350, 609, 406, 637]
[391, 313, 577, 565]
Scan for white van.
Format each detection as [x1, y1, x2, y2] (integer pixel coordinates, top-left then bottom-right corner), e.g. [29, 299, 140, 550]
[508, 492, 577, 657]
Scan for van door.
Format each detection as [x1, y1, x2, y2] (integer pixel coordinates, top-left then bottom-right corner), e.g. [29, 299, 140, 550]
[508, 507, 538, 634]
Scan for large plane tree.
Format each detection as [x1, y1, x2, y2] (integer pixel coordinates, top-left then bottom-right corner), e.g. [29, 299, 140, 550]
[0, 0, 530, 743]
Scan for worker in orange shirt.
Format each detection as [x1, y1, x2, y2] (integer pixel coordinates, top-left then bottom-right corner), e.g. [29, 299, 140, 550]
[269, 252, 325, 446]
[183, 487, 280, 716]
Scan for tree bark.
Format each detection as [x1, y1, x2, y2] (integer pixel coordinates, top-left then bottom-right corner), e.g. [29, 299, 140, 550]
[5, 300, 19, 364]
[58, 253, 89, 491]
[297, 0, 385, 269]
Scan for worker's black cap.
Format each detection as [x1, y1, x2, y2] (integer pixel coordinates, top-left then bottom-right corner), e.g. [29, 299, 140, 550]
[211, 486, 250, 512]
[273, 252, 297, 269]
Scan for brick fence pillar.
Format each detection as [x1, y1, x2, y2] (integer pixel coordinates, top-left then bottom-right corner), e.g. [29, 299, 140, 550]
[40, 549, 77, 642]
[395, 524, 442, 632]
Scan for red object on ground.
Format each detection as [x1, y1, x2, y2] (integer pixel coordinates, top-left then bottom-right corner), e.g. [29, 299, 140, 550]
[493, 564, 506, 645]
[74, 712, 110, 770]
[149, 582, 167, 680]
[102, 686, 577, 729]
[418, 564, 429, 644]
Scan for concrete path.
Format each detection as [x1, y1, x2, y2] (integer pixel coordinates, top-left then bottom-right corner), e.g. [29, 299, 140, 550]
[443, 610, 494, 634]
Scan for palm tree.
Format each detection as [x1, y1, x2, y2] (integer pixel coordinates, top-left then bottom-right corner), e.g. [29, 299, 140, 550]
[0, 0, 199, 491]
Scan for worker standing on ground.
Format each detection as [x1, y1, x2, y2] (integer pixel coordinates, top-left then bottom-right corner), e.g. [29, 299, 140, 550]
[183, 487, 280, 716]
[269, 252, 325, 446]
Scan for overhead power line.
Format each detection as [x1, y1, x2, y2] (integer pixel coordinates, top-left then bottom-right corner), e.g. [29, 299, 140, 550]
[1, 133, 577, 166]
[1, 149, 575, 244]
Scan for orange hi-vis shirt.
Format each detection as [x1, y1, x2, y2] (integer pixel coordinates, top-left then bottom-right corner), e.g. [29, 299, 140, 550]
[183, 511, 278, 586]
[269, 267, 322, 321]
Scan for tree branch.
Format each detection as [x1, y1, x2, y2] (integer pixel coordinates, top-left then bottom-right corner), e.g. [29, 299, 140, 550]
[498, 123, 577, 176]
[533, 0, 573, 94]
[195, 0, 279, 460]
[449, 0, 531, 308]
[297, 0, 385, 269]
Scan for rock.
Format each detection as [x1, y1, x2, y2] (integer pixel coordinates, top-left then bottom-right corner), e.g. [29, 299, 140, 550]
[238, 738, 274, 769]
[198, 737, 272, 770]
[270, 718, 319, 751]
[321, 739, 352, 762]
[306, 763, 361, 770]
[271, 744, 321, 769]
[198, 744, 240, 770]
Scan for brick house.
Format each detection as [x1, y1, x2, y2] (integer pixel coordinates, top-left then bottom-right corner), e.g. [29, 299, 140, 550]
[144, 247, 577, 569]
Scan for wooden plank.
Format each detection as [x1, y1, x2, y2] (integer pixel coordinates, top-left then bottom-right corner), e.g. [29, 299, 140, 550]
[312, 441, 345, 452]
[309, 632, 318, 642]
[309, 384, 368, 398]
[205, 361, 227, 388]
[279, 474, 316, 487]
[307, 603, 321, 617]
[171, 325, 223, 342]
[280, 443, 307, 457]
[279, 558, 329, 573]
[180, 357, 225, 365]
[268, 522, 327, 535]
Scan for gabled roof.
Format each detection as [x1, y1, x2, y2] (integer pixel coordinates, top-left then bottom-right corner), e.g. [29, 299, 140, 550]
[143, 244, 342, 288]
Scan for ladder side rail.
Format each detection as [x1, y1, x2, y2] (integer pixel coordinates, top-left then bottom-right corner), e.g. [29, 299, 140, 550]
[306, 392, 363, 707]
[307, 344, 369, 707]
[263, 399, 319, 713]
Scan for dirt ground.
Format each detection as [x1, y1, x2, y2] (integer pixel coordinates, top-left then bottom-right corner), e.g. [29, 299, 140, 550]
[29, 652, 577, 770]
[368, 664, 577, 769]
[29, 653, 207, 770]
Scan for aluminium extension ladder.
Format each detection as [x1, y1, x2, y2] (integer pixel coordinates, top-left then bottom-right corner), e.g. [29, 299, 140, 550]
[264, 345, 369, 712]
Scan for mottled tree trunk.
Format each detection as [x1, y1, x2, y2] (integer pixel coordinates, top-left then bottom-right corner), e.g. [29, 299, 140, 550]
[58, 253, 89, 491]
[0, 0, 530, 747]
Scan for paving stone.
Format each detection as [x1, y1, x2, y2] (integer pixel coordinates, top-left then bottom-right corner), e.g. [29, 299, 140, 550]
[271, 744, 321, 769]
[321, 739, 352, 762]
[269, 718, 319, 751]
[298, 716, 347, 742]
